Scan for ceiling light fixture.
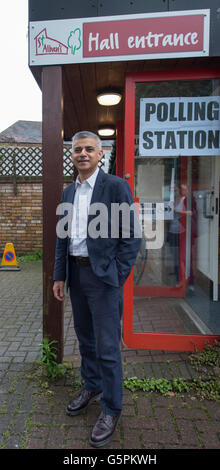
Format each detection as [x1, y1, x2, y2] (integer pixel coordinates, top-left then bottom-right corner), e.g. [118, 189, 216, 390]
[98, 126, 115, 137]
[97, 91, 122, 106]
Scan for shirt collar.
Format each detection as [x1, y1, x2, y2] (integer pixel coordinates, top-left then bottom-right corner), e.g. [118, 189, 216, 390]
[75, 167, 99, 189]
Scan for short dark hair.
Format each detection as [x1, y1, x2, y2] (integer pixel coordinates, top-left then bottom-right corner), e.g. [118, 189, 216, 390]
[72, 131, 102, 151]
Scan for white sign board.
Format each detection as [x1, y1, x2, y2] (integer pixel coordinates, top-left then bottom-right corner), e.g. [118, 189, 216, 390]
[29, 9, 210, 66]
[139, 96, 220, 156]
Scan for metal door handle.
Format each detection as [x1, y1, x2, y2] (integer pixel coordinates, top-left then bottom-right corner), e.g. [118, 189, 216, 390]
[216, 197, 218, 215]
[203, 191, 214, 219]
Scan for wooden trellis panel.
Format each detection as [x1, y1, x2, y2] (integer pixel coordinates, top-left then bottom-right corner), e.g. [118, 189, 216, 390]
[0, 145, 105, 179]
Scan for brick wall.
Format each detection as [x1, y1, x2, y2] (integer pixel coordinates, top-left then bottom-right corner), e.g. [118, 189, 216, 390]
[0, 143, 111, 257]
[0, 180, 75, 256]
[0, 182, 42, 256]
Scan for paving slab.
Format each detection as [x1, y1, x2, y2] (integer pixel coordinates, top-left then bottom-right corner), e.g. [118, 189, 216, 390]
[0, 260, 219, 453]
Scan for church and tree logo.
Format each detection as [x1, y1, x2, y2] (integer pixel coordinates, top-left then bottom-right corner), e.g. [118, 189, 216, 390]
[34, 27, 82, 57]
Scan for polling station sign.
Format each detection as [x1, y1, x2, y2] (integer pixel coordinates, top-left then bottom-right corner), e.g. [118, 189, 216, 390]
[139, 96, 220, 156]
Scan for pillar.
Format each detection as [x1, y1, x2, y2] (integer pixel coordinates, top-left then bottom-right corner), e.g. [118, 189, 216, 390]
[42, 66, 64, 363]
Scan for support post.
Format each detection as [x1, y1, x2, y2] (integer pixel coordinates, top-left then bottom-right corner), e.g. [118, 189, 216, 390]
[42, 66, 64, 363]
[116, 120, 124, 178]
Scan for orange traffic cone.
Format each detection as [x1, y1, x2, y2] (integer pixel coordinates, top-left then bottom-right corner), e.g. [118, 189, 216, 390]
[0, 242, 20, 271]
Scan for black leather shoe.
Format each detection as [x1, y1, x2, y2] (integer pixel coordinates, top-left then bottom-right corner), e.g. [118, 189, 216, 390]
[89, 411, 121, 447]
[66, 389, 102, 416]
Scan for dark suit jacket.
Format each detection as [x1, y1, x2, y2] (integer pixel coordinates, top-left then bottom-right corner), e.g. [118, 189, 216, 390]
[53, 169, 141, 289]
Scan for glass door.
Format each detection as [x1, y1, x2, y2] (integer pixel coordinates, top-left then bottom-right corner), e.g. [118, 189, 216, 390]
[134, 155, 187, 297]
[123, 69, 220, 351]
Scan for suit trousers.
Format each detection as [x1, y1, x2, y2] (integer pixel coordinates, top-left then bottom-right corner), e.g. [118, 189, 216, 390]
[69, 256, 123, 416]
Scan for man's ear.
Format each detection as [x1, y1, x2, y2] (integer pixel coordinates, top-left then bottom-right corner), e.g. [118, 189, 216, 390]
[98, 149, 104, 161]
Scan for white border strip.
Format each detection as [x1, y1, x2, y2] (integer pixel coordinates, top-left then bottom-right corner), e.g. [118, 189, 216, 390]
[29, 9, 210, 66]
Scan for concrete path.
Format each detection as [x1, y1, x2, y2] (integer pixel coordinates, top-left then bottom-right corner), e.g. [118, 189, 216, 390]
[0, 261, 220, 451]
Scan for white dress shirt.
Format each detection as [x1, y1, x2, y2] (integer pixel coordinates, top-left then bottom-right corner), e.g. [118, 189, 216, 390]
[69, 167, 99, 257]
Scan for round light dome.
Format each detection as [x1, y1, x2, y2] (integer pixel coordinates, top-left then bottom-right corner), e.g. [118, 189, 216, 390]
[97, 92, 122, 106]
[98, 127, 115, 137]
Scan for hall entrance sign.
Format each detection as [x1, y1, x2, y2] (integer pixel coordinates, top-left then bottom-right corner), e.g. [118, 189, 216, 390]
[29, 9, 210, 66]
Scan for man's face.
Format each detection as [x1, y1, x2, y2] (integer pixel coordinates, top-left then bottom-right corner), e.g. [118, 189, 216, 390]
[71, 137, 103, 176]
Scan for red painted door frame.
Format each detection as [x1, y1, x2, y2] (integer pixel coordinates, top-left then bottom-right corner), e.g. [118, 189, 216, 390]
[116, 120, 124, 178]
[123, 67, 220, 351]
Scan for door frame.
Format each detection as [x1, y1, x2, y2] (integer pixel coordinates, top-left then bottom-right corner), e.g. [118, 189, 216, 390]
[212, 156, 220, 300]
[123, 67, 220, 351]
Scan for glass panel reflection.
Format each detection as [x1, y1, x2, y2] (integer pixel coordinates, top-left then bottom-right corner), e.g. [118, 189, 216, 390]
[133, 79, 220, 336]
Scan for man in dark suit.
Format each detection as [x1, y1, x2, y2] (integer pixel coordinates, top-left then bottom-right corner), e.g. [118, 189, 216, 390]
[53, 131, 141, 447]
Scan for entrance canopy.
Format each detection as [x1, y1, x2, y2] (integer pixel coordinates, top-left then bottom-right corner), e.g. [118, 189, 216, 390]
[28, 0, 218, 141]
[28, 0, 220, 360]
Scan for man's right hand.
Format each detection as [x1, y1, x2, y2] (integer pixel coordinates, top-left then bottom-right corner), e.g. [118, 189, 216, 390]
[53, 281, 65, 301]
